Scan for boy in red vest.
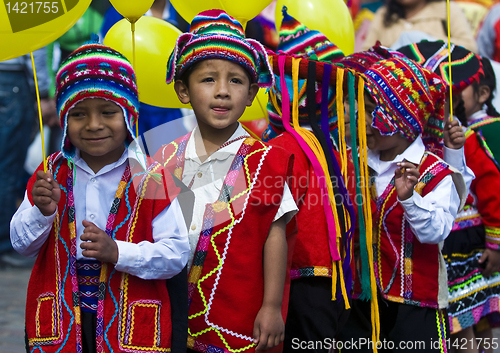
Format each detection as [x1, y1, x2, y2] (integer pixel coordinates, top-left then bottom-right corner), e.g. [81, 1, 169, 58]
[339, 56, 466, 352]
[10, 41, 190, 353]
[155, 9, 298, 353]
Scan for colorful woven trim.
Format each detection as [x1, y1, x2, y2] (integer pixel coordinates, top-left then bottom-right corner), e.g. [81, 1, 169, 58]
[468, 116, 500, 130]
[166, 9, 273, 88]
[364, 57, 446, 157]
[277, 6, 344, 63]
[485, 226, 500, 250]
[397, 40, 483, 92]
[446, 251, 500, 334]
[55, 39, 139, 159]
[290, 266, 333, 280]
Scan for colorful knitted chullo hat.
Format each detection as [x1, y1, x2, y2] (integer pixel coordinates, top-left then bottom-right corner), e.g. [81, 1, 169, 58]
[166, 9, 273, 88]
[364, 56, 447, 157]
[266, 7, 344, 134]
[337, 41, 404, 73]
[55, 38, 139, 159]
[277, 7, 344, 63]
[397, 40, 483, 92]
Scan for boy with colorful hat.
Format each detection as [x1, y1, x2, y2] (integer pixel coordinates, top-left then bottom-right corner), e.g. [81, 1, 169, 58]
[10, 40, 190, 353]
[156, 9, 298, 353]
[339, 55, 467, 352]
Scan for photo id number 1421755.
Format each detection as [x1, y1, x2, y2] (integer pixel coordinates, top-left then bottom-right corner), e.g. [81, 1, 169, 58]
[5, 2, 59, 14]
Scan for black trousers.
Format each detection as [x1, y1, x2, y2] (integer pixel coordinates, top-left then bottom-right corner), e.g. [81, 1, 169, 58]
[338, 297, 450, 353]
[283, 276, 350, 353]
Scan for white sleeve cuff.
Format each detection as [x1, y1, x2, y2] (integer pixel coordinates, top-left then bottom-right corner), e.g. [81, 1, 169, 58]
[273, 182, 298, 224]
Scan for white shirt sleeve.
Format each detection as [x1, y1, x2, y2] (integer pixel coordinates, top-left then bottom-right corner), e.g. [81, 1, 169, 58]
[273, 182, 298, 224]
[443, 146, 475, 192]
[398, 175, 459, 244]
[114, 198, 190, 280]
[10, 191, 57, 257]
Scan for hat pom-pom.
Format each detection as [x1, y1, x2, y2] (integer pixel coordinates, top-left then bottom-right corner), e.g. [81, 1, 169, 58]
[84, 33, 100, 46]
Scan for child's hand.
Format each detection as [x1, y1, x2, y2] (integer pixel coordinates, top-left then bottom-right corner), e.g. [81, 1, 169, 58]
[32, 170, 61, 216]
[444, 117, 465, 150]
[80, 220, 118, 263]
[479, 248, 500, 278]
[253, 305, 284, 351]
[395, 161, 419, 201]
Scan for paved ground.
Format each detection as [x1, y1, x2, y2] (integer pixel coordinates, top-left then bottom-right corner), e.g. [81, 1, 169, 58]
[3, 265, 500, 353]
[0, 266, 30, 353]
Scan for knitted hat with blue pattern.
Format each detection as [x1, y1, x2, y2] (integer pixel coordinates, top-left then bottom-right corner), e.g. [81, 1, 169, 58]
[55, 38, 139, 159]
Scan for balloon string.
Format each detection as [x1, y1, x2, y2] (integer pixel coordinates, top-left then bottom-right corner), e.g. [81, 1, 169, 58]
[31, 52, 47, 172]
[60, 0, 68, 13]
[131, 21, 139, 138]
[446, 0, 453, 121]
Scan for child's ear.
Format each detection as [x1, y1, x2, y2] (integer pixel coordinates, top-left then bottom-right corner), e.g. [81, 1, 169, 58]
[478, 85, 491, 105]
[174, 80, 191, 104]
[246, 83, 260, 107]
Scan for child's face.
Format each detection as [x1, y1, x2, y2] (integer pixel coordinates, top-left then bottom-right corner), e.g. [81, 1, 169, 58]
[67, 98, 127, 167]
[461, 84, 490, 119]
[174, 59, 259, 134]
[364, 93, 410, 156]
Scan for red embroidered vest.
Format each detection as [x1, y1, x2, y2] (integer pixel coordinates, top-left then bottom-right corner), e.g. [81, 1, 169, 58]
[370, 152, 453, 308]
[268, 132, 358, 279]
[156, 135, 294, 353]
[25, 152, 179, 353]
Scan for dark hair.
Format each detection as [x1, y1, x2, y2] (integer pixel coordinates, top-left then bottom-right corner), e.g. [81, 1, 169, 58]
[473, 57, 500, 117]
[383, 0, 444, 27]
[455, 98, 468, 127]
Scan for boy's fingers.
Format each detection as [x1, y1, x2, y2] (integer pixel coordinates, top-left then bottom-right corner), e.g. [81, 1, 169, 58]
[34, 186, 53, 197]
[82, 220, 98, 230]
[34, 196, 53, 205]
[35, 179, 53, 191]
[36, 170, 54, 183]
[256, 332, 269, 351]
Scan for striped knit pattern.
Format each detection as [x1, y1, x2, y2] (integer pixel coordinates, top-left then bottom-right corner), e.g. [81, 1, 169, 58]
[397, 41, 483, 92]
[364, 57, 446, 157]
[277, 7, 344, 63]
[267, 7, 342, 129]
[166, 9, 273, 88]
[55, 40, 139, 159]
[338, 42, 403, 73]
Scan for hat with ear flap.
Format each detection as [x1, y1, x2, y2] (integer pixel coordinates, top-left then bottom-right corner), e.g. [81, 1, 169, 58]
[397, 40, 483, 92]
[166, 9, 274, 88]
[364, 56, 447, 157]
[55, 37, 139, 159]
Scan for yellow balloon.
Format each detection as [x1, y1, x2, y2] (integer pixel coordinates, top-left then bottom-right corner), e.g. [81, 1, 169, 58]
[104, 16, 186, 109]
[0, 0, 91, 62]
[170, 0, 273, 26]
[240, 89, 269, 122]
[109, 0, 154, 23]
[275, 0, 355, 55]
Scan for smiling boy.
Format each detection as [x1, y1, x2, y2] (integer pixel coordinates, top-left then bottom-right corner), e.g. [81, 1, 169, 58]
[155, 10, 298, 353]
[10, 42, 190, 353]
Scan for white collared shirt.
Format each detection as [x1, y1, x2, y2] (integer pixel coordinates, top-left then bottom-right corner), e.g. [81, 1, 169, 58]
[10, 146, 190, 280]
[367, 136, 464, 244]
[183, 123, 297, 270]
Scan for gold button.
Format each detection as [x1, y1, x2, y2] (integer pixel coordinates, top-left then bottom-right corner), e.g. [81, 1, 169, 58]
[197, 172, 202, 178]
[191, 224, 196, 231]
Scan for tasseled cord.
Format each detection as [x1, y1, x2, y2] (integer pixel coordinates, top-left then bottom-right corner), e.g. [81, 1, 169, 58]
[272, 55, 349, 308]
[356, 76, 380, 350]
